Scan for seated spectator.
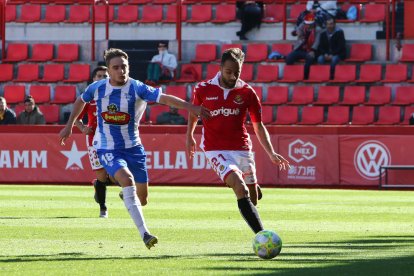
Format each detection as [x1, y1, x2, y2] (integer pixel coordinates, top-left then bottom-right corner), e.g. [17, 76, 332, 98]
[236, 1, 264, 40]
[317, 17, 346, 79]
[146, 42, 177, 85]
[410, 114, 414, 125]
[307, 1, 337, 18]
[16, 96, 46, 125]
[156, 106, 186, 125]
[286, 13, 320, 79]
[0, 96, 17, 125]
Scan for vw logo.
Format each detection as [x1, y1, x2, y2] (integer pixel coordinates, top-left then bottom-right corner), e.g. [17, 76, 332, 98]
[354, 141, 391, 180]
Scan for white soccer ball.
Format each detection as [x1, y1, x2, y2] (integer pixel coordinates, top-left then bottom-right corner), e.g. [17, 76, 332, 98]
[252, 230, 282, 259]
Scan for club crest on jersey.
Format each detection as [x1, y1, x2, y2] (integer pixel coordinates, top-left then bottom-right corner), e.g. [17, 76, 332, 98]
[233, 95, 244, 104]
[101, 103, 131, 125]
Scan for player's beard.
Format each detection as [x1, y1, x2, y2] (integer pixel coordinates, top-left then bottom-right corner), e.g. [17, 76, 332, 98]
[221, 77, 236, 89]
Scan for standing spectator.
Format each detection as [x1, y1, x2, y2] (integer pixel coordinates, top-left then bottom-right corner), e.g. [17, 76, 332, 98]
[156, 106, 187, 125]
[317, 17, 346, 79]
[0, 96, 17, 125]
[146, 42, 177, 85]
[236, 1, 264, 40]
[16, 96, 46, 125]
[286, 13, 320, 79]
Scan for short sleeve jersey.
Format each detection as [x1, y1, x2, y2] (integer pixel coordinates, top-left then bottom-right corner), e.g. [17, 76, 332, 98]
[192, 73, 262, 151]
[77, 101, 97, 146]
[81, 78, 162, 150]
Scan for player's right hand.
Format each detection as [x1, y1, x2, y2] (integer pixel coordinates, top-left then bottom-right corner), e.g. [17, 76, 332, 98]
[59, 126, 73, 146]
[191, 105, 211, 120]
[186, 136, 197, 159]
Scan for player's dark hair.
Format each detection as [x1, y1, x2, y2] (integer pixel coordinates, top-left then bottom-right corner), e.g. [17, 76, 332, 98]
[221, 48, 245, 66]
[103, 48, 128, 67]
[92, 65, 108, 79]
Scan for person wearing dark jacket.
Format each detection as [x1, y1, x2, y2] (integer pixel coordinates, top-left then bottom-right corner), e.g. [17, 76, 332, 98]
[236, 1, 264, 40]
[317, 17, 346, 79]
[0, 96, 17, 125]
[16, 96, 46, 125]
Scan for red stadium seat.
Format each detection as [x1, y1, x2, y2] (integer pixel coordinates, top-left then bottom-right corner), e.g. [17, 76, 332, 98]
[187, 5, 212, 23]
[382, 64, 407, 83]
[114, 5, 138, 23]
[324, 106, 350, 125]
[29, 85, 51, 104]
[108, 0, 128, 4]
[41, 5, 66, 23]
[129, 0, 152, 3]
[341, 86, 365, 105]
[211, 4, 236, 23]
[251, 86, 263, 102]
[314, 86, 340, 105]
[176, 64, 202, 83]
[205, 63, 220, 80]
[66, 5, 90, 23]
[263, 4, 285, 23]
[94, 5, 115, 23]
[16, 4, 41, 23]
[139, 5, 163, 23]
[3, 43, 28, 62]
[4, 85, 26, 104]
[375, 106, 401, 125]
[0, 64, 14, 82]
[288, 4, 306, 22]
[409, 70, 414, 83]
[289, 86, 314, 105]
[38, 104, 60, 124]
[366, 86, 391, 105]
[355, 64, 382, 83]
[245, 44, 268, 62]
[274, 106, 298, 125]
[39, 64, 65, 83]
[148, 104, 170, 123]
[192, 44, 217, 63]
[399, 44, 414, 62]
[252, 64, 278, 83]
[304, 65, 330, 83]
[279, 65, 304, 83]
[330, 65, 356, 83]
[263, 86, 288, 105]
[5, 5, 17, 22]
[13, 64, 39, 82]
[299, 106, 324, 125]
[64, 64, 91, 83]
[360, 4, 385, 23]
[13, 105, 25, 117]
[153, 0, 176, 3]
[162, 5, 187, 23]
[165, 85, 187, 100]
[345, 44, 372, 62]
[53, 44, 79, 62]
[240, 63, 254, 82]
[267, 43, 293, 62]
[51, 85, 77, 104]
[351, 106, 375, 125]
[28, 44, 54, 62]
[261, 106, 274, 124]
[393, 86, 414, 105]
[402, 106, 414, 125]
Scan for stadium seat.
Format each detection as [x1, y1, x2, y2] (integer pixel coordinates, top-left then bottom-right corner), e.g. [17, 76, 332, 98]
[53, 44, 79, 62]
[192, 44, 217, 63]
[244, 44, 268, 62]
[16, 4, 41, 23]
[64, 64, 91, 83]
[175, 64, 202, 83]
[351, 106, 375, 125]
[165, 85, 187, 100]
[129, 0, 152, 3]
[162, 5, 187, 23]
[13, 64, 39, 82]
[94, 5, 115, 23]
[41, 5, 66, 23]
[299, 106, 324, 125]
[324, 106, 350, 125]
[274, 106, 298, 125]
[139, 5, 163, 23]
[304, 65, 330, 83]
[205, 64, 220, 80]
[29, 85, 51, 104]
[261, 106, 274, 124]
[340, 86, 365, 105]
[38, 104, 60, 124]
[3, 43, 28, 62]
[279, 65, 304, 83]
[28, 44, 54, 62]
[355, 64, 382, 83]
[399, 44, 414, 62]
[114, 5, 138, 23]
[240, 63, 254, 82]
[251, 86, 263, 102]
[252, 64, 278, 83]
[187, 5, 212, 23]
[4, 85, 26, 104]
[409, 70, 414, 83]
[382, 64, 408, 83]
[337, 4, 359, 23]
[148, 104, 170, 123]
[366, 86, 391, 105]
[345, 44, 372, 62]
[360, 4, 385, 23]
[153, 0, 176, 3]
[5, 5, 17, 22]
[211, 4, 236, 23]
[375, 106, 401, 125]
[0, 64, 14, 82]
[288, 4, 306, 22]
[66, 5, 90, 23]
[402, 106, 414, 125]
[393, 86, 414, 105]
[267, 43, 293, 62]
[263, 86, 288, 105]
[263, 4, 285, 23]
[108, 0, 128, 4]
[289, 86, 314, 105]
[330, 65, 356, 83]
[51, 85, 77, 104]
[314, 86, 340, 105]
[39, 64, 65, 83]
[13, 105, 25, 117]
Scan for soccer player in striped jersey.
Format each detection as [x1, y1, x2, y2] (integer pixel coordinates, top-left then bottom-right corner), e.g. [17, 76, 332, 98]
[60, 48, 210, 249]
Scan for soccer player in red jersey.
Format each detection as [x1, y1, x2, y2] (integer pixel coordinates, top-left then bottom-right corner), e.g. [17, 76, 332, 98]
[186, 48, 290, 234]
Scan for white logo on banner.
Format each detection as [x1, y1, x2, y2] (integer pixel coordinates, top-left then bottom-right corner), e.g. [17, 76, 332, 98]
[288, 139, 317, 163]
[354, 140, 391, 180]
[60, 141, 87, 170]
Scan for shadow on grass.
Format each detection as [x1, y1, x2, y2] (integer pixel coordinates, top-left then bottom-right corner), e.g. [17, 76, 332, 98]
[0, 216, 79, 219]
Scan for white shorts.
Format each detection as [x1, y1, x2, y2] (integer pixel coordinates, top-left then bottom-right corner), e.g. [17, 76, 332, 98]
[204, 150, 257, 185]
[86, 136, 103, 171]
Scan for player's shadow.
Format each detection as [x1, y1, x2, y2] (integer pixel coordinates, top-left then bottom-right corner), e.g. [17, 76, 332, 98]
[0, 216, 80, 219]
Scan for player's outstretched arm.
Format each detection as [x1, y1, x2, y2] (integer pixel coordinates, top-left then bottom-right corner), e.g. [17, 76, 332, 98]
[186, 113, 199, 159]
[158, 94, 210, 120]
[59, 97, 87, 145]
[252, 122, 290, 171]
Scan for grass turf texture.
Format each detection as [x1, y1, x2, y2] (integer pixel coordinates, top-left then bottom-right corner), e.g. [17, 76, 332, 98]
[0, 185, 413, 275]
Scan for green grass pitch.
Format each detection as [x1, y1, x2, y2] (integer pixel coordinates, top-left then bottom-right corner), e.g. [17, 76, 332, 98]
[0, 185, 413, 275]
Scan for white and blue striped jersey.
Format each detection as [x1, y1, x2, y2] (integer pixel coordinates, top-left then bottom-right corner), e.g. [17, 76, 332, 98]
[81, 78, 162, 150]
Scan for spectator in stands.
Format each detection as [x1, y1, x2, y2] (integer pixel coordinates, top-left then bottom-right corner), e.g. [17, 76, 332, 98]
[156, 106, 186, 125]
[317, 17, 346, 79]
[0, 96, 17, 125]
[16, 96, 46, 125]
[409, 114, 414, 125]
[146, 42, 177, 85]
[236, 1, 264, 40]
[307, 1, 337, 18]
[286, 13, 320, 79]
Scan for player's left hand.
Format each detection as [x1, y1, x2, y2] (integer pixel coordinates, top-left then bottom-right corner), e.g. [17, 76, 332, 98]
[270, 153, 290, 171]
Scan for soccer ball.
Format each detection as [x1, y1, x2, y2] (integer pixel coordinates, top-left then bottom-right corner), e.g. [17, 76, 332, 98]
[252, 230, 282, 259]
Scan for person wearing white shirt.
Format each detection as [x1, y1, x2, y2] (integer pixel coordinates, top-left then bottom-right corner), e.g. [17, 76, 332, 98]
[146, 42, 177, 85]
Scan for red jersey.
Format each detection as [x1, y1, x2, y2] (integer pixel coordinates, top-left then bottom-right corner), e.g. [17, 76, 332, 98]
[192, 73, 262, 151]
[78, 101, 97, 146]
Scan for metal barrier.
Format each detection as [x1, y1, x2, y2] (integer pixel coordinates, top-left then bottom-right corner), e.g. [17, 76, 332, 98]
[379, 165, 414, 188]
